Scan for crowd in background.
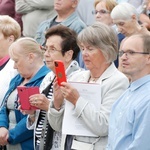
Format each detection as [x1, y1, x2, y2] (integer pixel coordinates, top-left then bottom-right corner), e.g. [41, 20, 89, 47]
[0, 0, 150, 150]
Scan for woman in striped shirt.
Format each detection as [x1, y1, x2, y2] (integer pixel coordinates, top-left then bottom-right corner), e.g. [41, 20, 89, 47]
[25, 25, 82, 150]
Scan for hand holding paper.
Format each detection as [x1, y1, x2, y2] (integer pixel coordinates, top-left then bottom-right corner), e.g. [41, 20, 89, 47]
[60, 82, 80, 105]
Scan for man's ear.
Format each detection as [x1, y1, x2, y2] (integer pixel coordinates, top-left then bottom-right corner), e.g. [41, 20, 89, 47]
[72, 0, 78, 8]
[146, 54, 150, 64]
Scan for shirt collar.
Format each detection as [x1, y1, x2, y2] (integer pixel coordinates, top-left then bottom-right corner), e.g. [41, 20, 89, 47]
[52, 12, 77, 27]
[129, 75, 150, 91]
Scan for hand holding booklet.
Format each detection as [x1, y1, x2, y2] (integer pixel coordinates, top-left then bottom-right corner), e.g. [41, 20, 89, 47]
[17, 86, 40, 110]
[62, 82, 101, 137]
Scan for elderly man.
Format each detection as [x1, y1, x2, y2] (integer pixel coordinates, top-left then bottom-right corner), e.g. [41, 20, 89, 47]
[35, 0, 86, 68]
[107, 34, 150, 150]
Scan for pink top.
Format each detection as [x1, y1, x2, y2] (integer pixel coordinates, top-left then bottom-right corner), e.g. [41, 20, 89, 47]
[0, 55, 10, 66]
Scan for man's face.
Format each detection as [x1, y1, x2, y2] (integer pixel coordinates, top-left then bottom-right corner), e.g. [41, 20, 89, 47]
[119, 36, 150, 81]
[54, 0, 76, 12]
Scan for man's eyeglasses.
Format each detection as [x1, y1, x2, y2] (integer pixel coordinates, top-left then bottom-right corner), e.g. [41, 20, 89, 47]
[118, 50, 150, 57]
[92, 9, 110, 15]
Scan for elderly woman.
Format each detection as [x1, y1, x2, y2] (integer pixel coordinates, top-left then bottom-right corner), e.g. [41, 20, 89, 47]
[48, 22, 129, 150]
[111, 2, 150, 37]
[25, 25, 81, 150]
[0, 15, 21, 105]
[0, 37, 49, 150]
[94, 0, 117, 26]
[94, 0, 124, 67]
[111, 2, 150, 74]
[94, 0, 124, 40]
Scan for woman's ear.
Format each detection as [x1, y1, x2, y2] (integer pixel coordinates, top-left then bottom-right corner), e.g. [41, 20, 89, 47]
[8, 35, 15, 43]
[28, 53, 35, 64]
[7, 35, 15, 46]
[64, 50, 73, 63]
[131, 14, 137, 22]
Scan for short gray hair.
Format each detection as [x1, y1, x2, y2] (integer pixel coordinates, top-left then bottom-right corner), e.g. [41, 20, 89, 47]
[77, 22, 118, 63]
[111, 2, 139, 20]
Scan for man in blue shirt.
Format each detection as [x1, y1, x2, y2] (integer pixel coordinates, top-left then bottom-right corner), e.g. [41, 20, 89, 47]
[107, 34, 150, 150]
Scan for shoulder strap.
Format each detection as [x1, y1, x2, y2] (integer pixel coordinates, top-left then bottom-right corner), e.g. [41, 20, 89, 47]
[39, 115, 48, 150]
[44, 123, 54, 150]
[39, 76, 55, 150]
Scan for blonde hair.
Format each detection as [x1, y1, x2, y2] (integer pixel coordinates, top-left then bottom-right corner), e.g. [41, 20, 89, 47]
[94, 0, 117, 12]
[9, 37, 43, 59]
[0, 15, 21, 40]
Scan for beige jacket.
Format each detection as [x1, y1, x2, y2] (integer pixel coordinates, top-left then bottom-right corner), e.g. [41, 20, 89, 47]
[48, 63, 129, 150]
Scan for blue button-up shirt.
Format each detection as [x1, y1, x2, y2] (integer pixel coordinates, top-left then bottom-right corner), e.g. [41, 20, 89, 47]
[107, 75, 150, 150]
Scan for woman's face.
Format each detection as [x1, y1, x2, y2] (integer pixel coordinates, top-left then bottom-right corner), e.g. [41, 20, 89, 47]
[113, 19, 135, 37]
[80, 44, 107, 71]
[95, 1, 112, 25]
[0, 32, 11, 55]
[11, 44, 35, 79]
[44, 35, 67, 72]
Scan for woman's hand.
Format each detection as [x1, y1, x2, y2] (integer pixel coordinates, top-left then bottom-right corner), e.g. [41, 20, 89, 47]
[29, 94, 50, 111]
[0, 127, 9, 146]
[53, 79, 64, 110]
[60, 82, 79, 105]
[18, 105, 35, 115]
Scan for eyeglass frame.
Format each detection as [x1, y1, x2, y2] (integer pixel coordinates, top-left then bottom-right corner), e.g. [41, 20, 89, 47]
[118, 50, 150, 57]
[92, 9, 110, 15]
[40, 45, 62, 54]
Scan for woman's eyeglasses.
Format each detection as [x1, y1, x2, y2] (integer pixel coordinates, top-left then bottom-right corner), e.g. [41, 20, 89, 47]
[40, 46, 62, 54]
[92, 9, 110, 15]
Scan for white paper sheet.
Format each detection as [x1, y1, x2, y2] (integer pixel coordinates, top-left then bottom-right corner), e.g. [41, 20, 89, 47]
[62, 82, 101, 136]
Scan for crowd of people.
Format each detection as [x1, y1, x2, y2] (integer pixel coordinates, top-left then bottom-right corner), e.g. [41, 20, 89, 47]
[0, 0, 150, 150]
